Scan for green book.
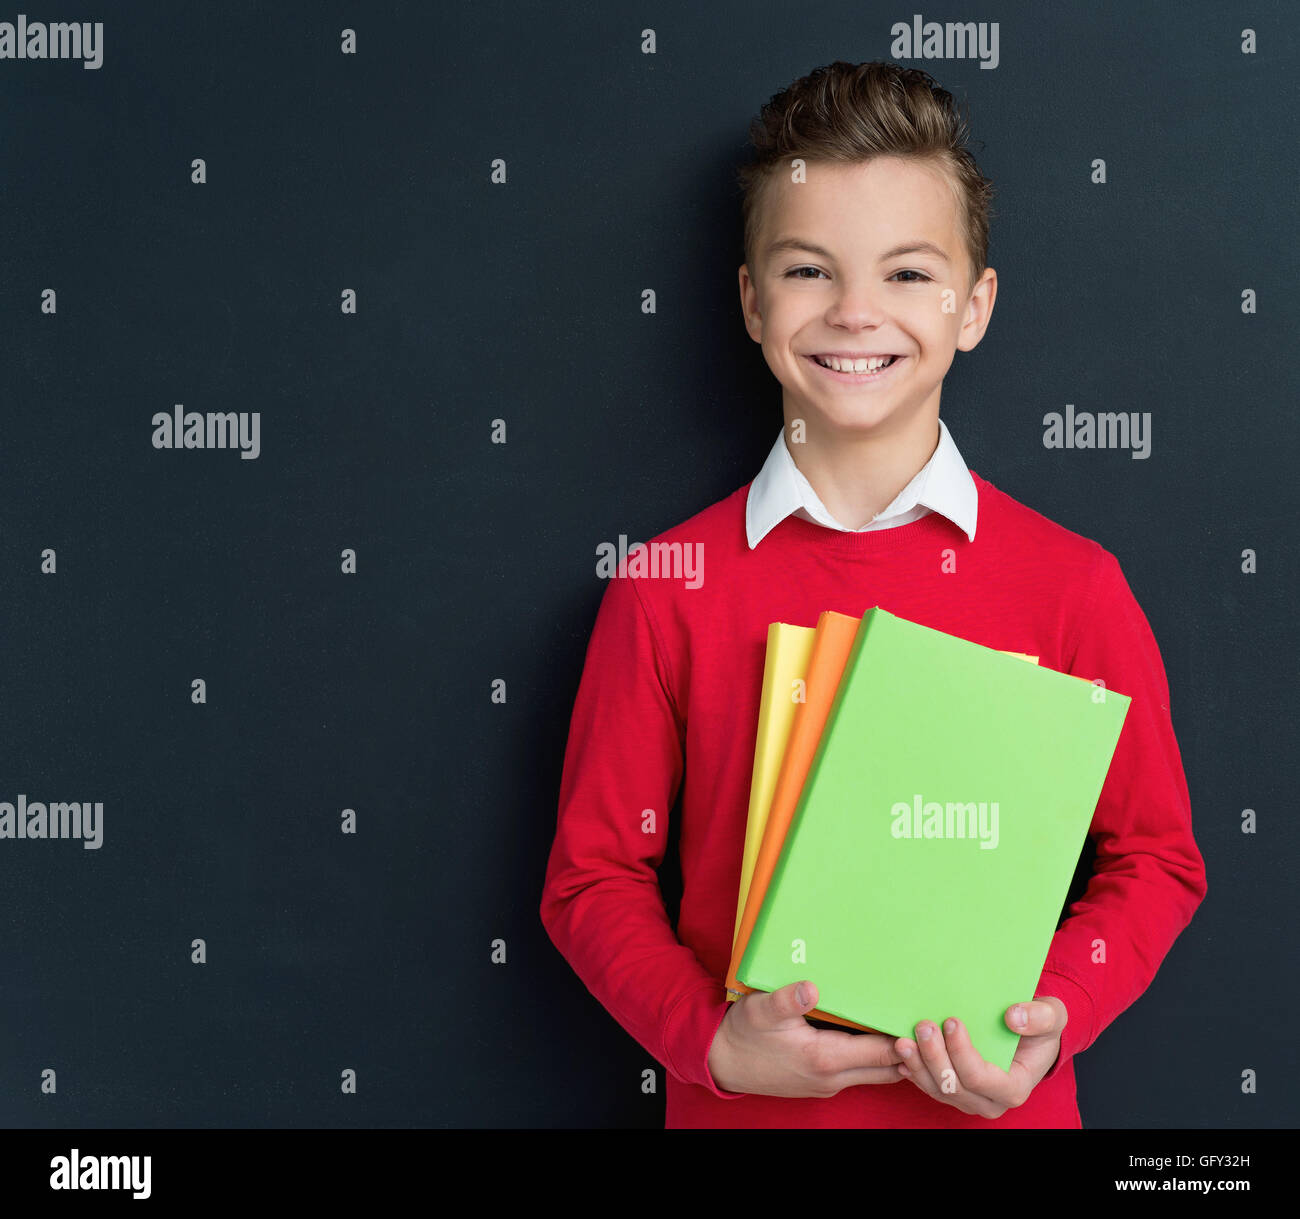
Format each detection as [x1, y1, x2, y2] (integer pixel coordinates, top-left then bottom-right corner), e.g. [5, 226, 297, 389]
[736, 607, 1131, 1072]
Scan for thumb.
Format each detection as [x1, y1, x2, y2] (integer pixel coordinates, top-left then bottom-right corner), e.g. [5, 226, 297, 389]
[1006, 996, 1067, 1036]
[759, 979, 819, 1026]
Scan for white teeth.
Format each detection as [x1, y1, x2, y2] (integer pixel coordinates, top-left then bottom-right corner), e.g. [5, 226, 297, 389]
[814, 355, 895, 372]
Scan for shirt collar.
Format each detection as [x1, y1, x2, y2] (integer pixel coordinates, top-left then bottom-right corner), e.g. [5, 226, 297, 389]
[745, 417, 978, 549]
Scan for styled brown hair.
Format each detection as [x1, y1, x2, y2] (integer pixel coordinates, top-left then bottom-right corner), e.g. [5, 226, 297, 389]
[736, 60, 995, 294]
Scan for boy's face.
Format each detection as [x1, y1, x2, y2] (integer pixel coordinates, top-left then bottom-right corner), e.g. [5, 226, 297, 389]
[738, 156, 996, 441]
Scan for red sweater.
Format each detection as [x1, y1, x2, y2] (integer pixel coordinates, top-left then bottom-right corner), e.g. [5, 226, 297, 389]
[540, 474, 1207, 1127]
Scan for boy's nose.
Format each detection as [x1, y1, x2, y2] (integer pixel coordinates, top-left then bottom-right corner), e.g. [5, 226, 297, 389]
[823, 291, 890, 327]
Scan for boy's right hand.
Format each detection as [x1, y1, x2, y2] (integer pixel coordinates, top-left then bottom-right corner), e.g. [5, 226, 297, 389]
[707, 980, 905, 1098]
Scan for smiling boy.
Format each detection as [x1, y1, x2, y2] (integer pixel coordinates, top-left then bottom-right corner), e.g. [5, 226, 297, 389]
[540, 60, 1206, 1128]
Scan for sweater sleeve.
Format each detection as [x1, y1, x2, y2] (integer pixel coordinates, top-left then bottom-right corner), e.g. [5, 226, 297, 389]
[1035, 546, 1208, 1081]
[540, 573, 744, 1099]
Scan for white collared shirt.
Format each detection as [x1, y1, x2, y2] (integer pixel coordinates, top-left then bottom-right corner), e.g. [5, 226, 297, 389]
[745, 417, 978, 549]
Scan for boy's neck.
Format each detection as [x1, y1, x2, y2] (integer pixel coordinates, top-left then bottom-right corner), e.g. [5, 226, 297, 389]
[781, 405, 942, 531]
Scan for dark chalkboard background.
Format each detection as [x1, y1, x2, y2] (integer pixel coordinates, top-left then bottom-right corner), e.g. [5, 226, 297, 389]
[0, 0, 1294, 1128]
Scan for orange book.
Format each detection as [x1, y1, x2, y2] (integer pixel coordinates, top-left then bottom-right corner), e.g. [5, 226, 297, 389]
[726, 610, 873, 1030]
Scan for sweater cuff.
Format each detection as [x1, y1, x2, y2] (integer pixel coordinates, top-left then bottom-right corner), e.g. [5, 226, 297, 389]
[1034, 967, 1095, 1082]
[662, 983, 746, 1099]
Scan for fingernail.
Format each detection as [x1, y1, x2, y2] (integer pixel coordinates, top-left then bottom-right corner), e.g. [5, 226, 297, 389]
[898, 1065, 911, 1077]
[918, 1023, 932, 1040]
[796, 983, 808, 1006]
[900, 1044, 913, 1058]
[1013, 1005, 1026, 1028]
[943, 1019, 956, 1035]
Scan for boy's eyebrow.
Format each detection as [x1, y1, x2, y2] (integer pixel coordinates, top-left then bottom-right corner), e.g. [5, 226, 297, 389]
[766, 237, 951, 263]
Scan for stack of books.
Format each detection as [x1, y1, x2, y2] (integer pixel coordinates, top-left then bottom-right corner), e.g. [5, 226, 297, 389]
[726, 607, 1130, 1071]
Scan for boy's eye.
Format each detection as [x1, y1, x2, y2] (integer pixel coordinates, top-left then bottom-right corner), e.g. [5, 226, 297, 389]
[782, 267, 933, 283]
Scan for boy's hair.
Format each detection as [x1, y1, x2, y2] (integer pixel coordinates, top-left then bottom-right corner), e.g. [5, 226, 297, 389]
[736, 60, 995, 295]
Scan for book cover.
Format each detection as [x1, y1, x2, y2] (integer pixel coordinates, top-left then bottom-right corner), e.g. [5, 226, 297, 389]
[728, 615, 1038, 1031]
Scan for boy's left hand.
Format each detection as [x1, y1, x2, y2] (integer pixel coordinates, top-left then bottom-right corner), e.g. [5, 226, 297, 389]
[893, 997, 1068, 1118]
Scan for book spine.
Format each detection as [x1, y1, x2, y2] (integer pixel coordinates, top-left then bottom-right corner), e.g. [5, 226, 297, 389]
[745, 625, 783, 818]
[734, 625, 784, 938]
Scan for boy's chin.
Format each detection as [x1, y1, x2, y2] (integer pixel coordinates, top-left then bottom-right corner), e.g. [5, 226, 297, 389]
[792, 402, 915, 436]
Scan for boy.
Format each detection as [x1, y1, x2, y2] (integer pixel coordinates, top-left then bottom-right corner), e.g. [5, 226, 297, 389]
[539, 60, 1206, 1128]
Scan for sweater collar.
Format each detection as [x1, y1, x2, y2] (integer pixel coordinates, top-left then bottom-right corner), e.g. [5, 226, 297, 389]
[745, 416, 979, 549]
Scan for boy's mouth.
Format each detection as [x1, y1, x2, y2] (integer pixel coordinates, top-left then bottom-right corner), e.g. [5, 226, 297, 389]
[805, 353, 904, 381]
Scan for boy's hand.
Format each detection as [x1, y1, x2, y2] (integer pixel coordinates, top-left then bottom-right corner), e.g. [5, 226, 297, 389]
[707, 980, 904, 1097]
[893, 997, 1068, 1118]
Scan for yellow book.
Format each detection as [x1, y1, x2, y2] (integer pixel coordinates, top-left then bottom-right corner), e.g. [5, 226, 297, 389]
[732, 622, 817, 946]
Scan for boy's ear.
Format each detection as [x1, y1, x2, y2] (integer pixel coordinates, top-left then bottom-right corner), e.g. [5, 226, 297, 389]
[739, 264, 763, 343]
[956, 267, 997, 353]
